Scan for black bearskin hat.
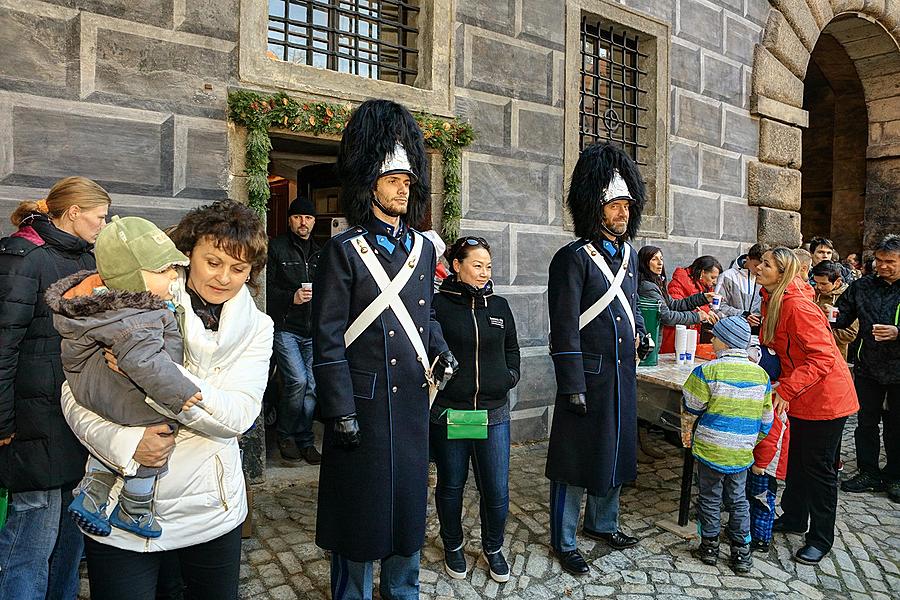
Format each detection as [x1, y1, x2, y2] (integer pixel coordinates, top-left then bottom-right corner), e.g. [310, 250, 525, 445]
[336, 99, 430, 227]
[566, 142, 646, 241]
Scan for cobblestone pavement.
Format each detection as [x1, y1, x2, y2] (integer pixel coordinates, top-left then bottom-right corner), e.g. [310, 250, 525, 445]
[77, 418, 898, 599]
[236, 418, 899, 600]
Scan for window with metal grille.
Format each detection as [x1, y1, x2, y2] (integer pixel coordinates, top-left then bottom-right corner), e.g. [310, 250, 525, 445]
[579, 17, 648, 165]
[267, 0, 420, 85]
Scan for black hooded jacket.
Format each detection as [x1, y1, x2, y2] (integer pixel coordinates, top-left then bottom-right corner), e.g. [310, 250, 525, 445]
[266, 232, 321, 337]
[431, 276, 520, 412]
[0, 214, 94, 492]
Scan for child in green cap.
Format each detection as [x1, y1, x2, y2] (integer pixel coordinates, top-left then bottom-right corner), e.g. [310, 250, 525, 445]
[46, 216, 201, 539]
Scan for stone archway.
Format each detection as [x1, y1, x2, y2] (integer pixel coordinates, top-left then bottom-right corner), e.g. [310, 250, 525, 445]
[748, 0, 900, 250]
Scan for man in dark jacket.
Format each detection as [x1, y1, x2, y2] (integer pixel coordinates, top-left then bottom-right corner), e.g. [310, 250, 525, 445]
[267, 196, 322, 464]
[835, 234, 900, 503]
[0, 211, 98, 598]
[546, 143, 648, 576]
[312, 99, 456, 599]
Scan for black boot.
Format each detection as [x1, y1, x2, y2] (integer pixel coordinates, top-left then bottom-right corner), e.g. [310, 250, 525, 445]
[730, 542, 753, 574]
[693, 537, 719, 566]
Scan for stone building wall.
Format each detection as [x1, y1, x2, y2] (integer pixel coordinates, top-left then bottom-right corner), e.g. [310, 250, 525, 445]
[453, 0, 769, 441]
[0, 0, 236, 233]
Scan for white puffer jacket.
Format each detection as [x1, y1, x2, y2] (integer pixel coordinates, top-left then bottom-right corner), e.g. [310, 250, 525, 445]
[61, 272, 273, 552]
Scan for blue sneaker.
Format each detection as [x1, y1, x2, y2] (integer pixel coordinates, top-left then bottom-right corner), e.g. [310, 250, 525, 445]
[68, 472, 116, 536]
[109, 496, 162, 539]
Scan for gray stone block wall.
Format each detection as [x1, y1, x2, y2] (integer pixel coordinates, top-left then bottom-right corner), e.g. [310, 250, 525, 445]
[0, 0, 252, 474]
[0, 1, 235, 237]
[454, 0, 764, 441]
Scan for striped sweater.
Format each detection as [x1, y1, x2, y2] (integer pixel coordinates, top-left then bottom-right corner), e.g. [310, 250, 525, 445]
[683, 349, 774, 473]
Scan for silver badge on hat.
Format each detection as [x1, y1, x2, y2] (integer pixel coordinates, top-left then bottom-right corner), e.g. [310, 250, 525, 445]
[602, 169, 633, 204]
[379, 142, 418, 183]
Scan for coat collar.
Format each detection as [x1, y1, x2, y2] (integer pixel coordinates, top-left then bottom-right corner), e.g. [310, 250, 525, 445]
[24, 213, 92, 256]
[438, 275, 493, 307]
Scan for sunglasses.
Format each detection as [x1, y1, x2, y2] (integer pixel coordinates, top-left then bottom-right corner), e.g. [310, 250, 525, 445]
[461, 236, 490, 251]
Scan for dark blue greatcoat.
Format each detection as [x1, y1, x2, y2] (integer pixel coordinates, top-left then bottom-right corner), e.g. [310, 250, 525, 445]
[312, 216, 448, 562]
[545, 238, 645, 496]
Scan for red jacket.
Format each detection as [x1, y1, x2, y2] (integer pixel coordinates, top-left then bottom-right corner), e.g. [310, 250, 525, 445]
[754, 411, 789, 480]
[661, 267, 711, 353]
[760, 279, 858, 421]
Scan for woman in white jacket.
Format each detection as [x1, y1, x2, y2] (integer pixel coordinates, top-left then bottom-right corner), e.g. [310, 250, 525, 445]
[61, 201, 273, 600]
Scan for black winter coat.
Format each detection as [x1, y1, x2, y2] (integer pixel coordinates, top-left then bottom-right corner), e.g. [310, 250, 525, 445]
[0, 214, 94, 492]
[432, 277, 520, 411]
[266, 232, 321, 337]
[835, 273, 900, 384]
[312, 217, 448, 562]
[545, 239, 645, 496]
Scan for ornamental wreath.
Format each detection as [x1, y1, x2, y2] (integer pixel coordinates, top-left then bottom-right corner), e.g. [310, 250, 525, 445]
[227, 90, 475, 241]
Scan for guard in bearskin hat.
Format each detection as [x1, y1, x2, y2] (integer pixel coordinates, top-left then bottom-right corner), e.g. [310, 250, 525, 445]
[545, 142, 651, 576]
[311, 99, 457, 598]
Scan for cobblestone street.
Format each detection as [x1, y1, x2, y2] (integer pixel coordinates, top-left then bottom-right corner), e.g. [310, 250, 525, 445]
[234, 418, 899, 600]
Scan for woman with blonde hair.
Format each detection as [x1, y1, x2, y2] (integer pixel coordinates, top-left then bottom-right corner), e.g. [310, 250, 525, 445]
[0, 176, 110, 598]
[756, 247, 858, 566]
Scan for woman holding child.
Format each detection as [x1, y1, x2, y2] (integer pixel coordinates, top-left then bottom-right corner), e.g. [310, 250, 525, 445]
[61, 200, 273, 599]
[756, 247, 858, 565]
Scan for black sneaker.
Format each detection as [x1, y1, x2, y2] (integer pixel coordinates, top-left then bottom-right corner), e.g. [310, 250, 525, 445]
[841, 471, 885, 493]
[301, 446, 322, 465]
[888, 480, 900, 503]
[730, 543, 753, 575]
[278, 438, 302, 462]
[693, 537, 719, 566]
[444, 547, 467, 579]
[483, 550, 510, 583]
[750, 539, 770, 553]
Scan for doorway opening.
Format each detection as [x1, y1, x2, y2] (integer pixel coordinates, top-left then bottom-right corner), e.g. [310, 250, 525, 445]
[800, 27, 867, 258]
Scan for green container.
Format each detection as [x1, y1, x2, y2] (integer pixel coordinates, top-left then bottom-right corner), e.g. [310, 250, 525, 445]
[638, 299, 661, 367]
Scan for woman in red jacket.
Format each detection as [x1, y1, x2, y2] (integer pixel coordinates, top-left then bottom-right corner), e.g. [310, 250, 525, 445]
[757, 247, 858, 565]
[660, 256, 722, 353]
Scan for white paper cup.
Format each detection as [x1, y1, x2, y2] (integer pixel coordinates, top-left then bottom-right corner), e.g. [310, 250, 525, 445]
[711, 294, 722, 309]
[301, 282, 313, 291]
[828, 307, 838, 322]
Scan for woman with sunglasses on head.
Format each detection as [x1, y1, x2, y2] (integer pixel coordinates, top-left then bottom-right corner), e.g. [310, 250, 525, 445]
[430, 236, 520, 584]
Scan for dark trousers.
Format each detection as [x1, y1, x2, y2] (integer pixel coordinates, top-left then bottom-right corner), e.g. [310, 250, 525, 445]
[780, 416, 847, 553]
[853, 374, 900, 481]
[430, 420, 510, 553]
[695, 462, 750, 544]
[84, 526, 242, 600]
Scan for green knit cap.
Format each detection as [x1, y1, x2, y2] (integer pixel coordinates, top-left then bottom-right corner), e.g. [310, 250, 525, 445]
[95, 216, 189, 292]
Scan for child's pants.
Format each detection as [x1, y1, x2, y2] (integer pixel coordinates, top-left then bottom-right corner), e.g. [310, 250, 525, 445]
[747, 471, 778, 543]
[696, 461, 750, 543]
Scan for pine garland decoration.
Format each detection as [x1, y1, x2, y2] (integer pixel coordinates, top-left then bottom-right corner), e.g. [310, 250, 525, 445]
[228, 90, 475, 241]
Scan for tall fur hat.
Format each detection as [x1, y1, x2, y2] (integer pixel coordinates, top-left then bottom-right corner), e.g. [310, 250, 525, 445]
[566, 142, 646, 241]
[336, 99, 430, 227]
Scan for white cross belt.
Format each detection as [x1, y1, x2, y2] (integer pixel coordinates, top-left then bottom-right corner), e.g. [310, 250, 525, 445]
[578, 242, 636, 336]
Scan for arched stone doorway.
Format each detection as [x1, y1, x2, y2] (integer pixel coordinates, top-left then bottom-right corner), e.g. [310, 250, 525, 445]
[749, 1, 900, 251]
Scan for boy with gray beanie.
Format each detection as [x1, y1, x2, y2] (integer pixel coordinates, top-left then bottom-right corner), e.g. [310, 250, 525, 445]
[46, 216, 200, 540]
[682, 316, 774, 574]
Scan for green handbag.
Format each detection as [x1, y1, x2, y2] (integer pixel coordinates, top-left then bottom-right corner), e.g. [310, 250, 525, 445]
[0, 487, 8, 531]
[444, 408, 488, 440]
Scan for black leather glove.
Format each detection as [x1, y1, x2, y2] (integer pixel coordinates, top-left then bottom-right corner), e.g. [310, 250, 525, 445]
[561, 393, 587, 416]
[434, 350, 459, 385]
[637, 333, 655, 360]
[333, 413, 361, 449]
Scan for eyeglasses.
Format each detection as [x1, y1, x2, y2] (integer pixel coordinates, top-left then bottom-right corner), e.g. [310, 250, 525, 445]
[461, 236, 490, 251]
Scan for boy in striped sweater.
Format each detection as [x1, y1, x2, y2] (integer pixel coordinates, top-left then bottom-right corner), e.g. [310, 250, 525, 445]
[683, 316, 774, 574]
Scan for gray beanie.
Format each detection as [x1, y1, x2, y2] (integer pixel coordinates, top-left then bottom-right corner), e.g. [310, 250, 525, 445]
[711, 316, 752, 350]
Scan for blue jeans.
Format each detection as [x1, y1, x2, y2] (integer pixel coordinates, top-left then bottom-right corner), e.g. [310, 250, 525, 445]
[273, 331, 317, 448]
[430, 420, 510, 553]
[330, 552, 419, 600]
[549, 481, 621, 552]
[0, 487, 84, 600]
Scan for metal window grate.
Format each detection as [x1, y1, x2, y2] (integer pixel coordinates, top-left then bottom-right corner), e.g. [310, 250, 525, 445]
[579, 17, 648, 165]
[267, 0, 420, 85]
